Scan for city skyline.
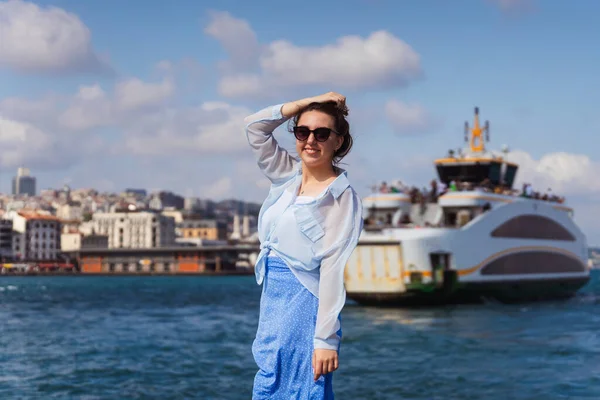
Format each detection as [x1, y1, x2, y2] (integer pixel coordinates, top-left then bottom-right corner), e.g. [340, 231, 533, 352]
[0, 165, 263, 208]
[1, 0, 599, 243]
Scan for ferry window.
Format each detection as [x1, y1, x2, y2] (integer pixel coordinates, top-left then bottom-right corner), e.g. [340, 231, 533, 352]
[504, 165, 518, 188]
[481, 252, 585, 275]
[437, 164, 501, 185]
[436, 166, 459, 183]
[444, 211, 457, 227]
[488, 163, 501, 183]
[473, 165, 492, 183]
[491, 215, 575, 241]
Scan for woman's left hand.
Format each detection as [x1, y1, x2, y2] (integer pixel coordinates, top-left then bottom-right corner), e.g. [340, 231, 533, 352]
[312, 349, 339, 381]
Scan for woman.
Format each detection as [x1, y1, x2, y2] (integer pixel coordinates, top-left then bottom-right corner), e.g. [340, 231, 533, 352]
[245, 92, 363, 399]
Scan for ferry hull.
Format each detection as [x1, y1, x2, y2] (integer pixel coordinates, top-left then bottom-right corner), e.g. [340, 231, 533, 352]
[348, 276, 590, 306]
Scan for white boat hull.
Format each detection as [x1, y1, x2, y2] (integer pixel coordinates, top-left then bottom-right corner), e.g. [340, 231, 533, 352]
[345, 199, 590, 305]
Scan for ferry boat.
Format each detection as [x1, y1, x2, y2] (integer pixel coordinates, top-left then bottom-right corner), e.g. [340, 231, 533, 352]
[345, 107, 591, 305]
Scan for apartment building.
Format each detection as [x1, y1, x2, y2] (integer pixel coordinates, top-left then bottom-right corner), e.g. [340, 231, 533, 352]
[180, 218, 227, 240]
[0, 219, 13, 260]
[92, 211, 175, 249]
[61, 232, 109, 251]
[56, 202, 83, 221]
[10, 211, 61, 260]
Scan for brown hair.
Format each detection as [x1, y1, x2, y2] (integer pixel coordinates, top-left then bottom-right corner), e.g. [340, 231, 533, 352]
[289, 101, 353, 165]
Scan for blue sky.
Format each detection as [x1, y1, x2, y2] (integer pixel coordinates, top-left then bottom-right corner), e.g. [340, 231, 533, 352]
[1, 0, 599, 243]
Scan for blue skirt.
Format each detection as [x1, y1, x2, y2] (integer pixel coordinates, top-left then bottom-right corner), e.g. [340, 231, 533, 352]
[252, 256, 336, 399]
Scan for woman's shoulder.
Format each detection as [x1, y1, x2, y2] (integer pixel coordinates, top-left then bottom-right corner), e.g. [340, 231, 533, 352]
[327, 180, 362, 214]
[321, 184, 363, 232]
[338, 184, 362, 205]
[332, 170, 360, 199]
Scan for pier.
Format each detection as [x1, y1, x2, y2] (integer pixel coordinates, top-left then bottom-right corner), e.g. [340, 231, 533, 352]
[58, 245, 261, 275]
[3, 244, 260, 275]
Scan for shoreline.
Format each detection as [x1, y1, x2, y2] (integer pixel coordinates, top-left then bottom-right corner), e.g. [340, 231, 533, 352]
[0, 270, 255, 277]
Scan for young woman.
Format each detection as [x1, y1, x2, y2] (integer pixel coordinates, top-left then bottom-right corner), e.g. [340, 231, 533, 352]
[244, 92, 363, 399]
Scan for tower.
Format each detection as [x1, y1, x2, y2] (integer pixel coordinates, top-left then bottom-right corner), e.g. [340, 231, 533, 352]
[11, 167, 36, 196]
[230, 214, 241, 240]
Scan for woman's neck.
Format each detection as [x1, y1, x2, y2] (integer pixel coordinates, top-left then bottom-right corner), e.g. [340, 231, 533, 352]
[301, 163, 338, 186]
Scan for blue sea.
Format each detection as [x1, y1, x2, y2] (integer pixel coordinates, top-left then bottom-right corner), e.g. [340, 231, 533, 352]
[1, 271, 599, 399]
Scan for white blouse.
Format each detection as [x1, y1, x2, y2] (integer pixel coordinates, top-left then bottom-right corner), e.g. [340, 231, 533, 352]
[244, 104, 364, 351]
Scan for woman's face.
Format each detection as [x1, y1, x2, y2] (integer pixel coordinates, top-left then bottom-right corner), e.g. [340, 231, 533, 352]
[295, 110, 344, 170]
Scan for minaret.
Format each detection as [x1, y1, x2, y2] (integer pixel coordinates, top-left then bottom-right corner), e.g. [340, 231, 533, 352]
[242, 215, 250, 237]
[241, 202, 249, 237]
[230, 214, 241, 240]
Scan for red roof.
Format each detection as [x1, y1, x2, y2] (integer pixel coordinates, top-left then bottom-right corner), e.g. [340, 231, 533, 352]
[18, 212, 60, 222]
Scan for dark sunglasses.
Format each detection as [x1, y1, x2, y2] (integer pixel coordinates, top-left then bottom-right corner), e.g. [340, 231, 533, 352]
[293, 126, 340, 142]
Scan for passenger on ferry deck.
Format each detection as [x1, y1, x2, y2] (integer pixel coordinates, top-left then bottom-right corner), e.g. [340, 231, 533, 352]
[428, 180, 438, 202]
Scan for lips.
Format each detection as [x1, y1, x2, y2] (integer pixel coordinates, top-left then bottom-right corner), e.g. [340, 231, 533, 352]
[304, 148, 320, 155]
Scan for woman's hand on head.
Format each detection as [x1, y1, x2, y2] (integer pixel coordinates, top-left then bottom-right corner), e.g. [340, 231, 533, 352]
[283, 92, 346, 118]
[310, 92, 346, 107]
[312, 348, 339, 381]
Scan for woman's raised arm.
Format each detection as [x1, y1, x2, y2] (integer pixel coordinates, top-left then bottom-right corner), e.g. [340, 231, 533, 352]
[244, 93, 346, 183]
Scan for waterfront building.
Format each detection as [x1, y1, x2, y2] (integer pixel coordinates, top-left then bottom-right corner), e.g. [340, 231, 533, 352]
[61, 231, 109, 251]
[92, 211, 175, 249]
[9, 211, 61, 260]
[180, 218, 227, 241]
[0, 219, 13, 260]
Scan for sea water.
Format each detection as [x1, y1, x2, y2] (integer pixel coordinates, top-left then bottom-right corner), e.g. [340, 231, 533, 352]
[1, 272, 599, 399]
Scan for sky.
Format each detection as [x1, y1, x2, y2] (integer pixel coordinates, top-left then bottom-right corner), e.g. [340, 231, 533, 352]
[0, 0, 599, 244]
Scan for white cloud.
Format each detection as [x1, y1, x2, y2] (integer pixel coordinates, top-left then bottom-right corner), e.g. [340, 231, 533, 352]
[0, 92, 104, 169]
[4, 73, 251, 160]
[204, 10, 260, 70]
[507, 150, 600, 196]
[120, 102, 251, 156]
[0, 0, 110, 73]
[59, 84, 113, 130]
[385, 100, 437, 134]
[58, 77, 175, 131]
[216, 29, 422, 98]
[114, 78, 175, 111]
[569, 201, 600, 246]
[218, 74, 262, 99]
[234, 159, 271, 190]
[76, 84, 105, 101]
[200, 177, 233, 199]
[0, 95, 59, 123]
[0, 117, 57, 167]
